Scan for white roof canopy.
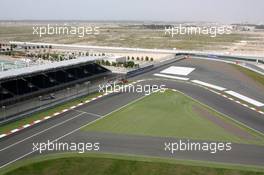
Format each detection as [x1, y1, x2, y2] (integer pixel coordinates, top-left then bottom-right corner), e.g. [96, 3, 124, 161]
[0, 56, 104, 81]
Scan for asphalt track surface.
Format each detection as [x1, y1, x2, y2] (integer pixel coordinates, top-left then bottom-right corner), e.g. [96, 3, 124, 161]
[138, 58, 264, 103]
[0, 59, 264, 170]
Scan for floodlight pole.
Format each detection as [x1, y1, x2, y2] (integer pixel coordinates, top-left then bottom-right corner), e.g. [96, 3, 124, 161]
[85, 81, 91, 95]
[2, 105, 6, 121]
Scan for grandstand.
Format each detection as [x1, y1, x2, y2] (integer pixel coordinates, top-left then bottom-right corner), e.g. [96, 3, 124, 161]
[0, 57, 111, 105]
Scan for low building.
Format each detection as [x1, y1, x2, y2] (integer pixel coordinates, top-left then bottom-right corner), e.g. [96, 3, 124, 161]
[106, 56, 126, 63]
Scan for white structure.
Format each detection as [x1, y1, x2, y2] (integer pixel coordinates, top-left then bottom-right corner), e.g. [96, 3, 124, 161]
[106, 56, 126, 63]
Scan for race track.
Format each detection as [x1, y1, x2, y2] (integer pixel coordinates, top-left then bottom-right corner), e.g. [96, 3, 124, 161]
[0, 58, 264, 169]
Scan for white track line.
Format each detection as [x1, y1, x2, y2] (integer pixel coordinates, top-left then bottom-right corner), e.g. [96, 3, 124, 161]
[62, 109, 69, 112]
[191, 80, 226, 91]
[72, 110, 102, 118]
[0, 112, 86, 152]
[210, 90, 264, 115]
[0, 81, 140, 139]
[22, 124, 30, 128]
[0, 134, 7, 139]
[33, 120, 41, 124]
[10, 129, 19, 133]
[0, 93, 149, 169]
[154, 77, 264, 115]
[225, 91, 264, 107]
[44, 116, 51, 120]
[170, 88, 264, 136]
[153, 73, 189, 81]
[160, 66, 195, 76]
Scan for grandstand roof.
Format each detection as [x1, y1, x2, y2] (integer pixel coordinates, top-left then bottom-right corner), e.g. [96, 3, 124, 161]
[0, 56, 104, 81]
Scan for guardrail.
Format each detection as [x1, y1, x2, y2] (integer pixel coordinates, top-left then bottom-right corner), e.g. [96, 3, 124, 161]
[176, 53, 264, 64]
[175, 53, 264, 75]
[126, 56, 186, 78]
[126, 65, 154, 78]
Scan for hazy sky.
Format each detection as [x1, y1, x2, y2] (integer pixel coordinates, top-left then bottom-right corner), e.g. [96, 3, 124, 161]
[0, 0, 263, 23]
